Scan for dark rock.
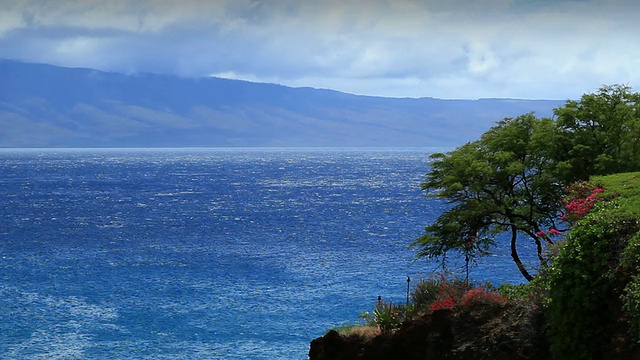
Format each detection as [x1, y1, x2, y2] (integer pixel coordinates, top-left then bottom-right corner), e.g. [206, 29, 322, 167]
[309, 330, 364, 360]
[309, 303, 551, 360]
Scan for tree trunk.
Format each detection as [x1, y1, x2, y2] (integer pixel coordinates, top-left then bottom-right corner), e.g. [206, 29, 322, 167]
[511, 225, 534, 281]
[534, 236, 545, 266]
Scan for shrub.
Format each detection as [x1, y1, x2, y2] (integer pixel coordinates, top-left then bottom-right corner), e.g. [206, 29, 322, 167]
[563, 187, 605, 221]
[411, 277, 442, 312]
[498, 269, 552, 307]
[497, 283, 530, 301]
[411, 274, 468, 311]
[623, 275, 640, 342]
[368, 275, 510, 333]
[429, 297, 456, 311]
[622, 232, 640, 271]
[461, 286, 506, 307]
[561, 182, 606, 223]
[622, 232, 640, 341]
[433, 276, 469, 306]
[547, 201, 640, 359]
[416, 274, 505, 311]
[373, 300, 404, 333]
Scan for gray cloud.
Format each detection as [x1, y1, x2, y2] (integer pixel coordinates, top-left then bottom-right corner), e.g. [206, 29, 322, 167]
[2, 0, 640, 99]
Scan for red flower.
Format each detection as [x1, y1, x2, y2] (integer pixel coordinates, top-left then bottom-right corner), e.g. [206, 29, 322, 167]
[429, 298, 455, 311]
[461, 287, 506, 307]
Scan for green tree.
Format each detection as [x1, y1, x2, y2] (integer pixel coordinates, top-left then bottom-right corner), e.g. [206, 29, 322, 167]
[553, 84, 640, 181]
[412, 85, 640, 282]
[412, 114, 564, 281]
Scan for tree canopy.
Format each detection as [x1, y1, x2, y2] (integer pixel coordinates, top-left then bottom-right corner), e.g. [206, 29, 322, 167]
[554, 84, 640, 181]
[412, 85, 640, 281]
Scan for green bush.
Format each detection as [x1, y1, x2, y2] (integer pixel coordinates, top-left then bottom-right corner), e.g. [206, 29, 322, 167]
[622, 232, 640, 271]
[497, 283, 531, 301]
[410, 277, 442, 312]
[496, 237, 559, 308]
[623, 275, 640, 342]
[547, 201, 639, 359]
[373, 300, 404, 333]
[412, 274, 506, 313]
[410, 274, 468, 312]
[622, 232, 640, 342]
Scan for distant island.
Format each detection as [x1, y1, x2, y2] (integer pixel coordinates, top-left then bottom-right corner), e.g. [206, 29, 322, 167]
[0, 60, 564, 148]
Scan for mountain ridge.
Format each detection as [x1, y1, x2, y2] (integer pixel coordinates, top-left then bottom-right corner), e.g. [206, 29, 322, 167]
[0, 60, 565, 148]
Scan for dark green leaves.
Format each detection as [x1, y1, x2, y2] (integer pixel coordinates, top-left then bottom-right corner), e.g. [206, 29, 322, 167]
[413, 114, 561, 280]
[413, 85, 640, 282]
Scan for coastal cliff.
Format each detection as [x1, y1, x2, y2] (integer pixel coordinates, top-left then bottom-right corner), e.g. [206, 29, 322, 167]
[309, 302, 549, 360]
[310, 172, 640, 360]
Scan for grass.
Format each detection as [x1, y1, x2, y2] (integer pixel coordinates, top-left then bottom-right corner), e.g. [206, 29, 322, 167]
[593, 171, 640, 215]
[331, 323, 380, 338]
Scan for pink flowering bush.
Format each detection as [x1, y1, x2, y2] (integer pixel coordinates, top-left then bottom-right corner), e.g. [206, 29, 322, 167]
[562, 183, 606, 223]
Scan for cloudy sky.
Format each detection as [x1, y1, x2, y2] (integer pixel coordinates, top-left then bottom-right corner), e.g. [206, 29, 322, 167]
[1, 0, 639, 99]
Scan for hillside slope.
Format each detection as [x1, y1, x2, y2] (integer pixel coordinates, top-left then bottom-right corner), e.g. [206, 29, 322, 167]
[0, 60, 564, 148]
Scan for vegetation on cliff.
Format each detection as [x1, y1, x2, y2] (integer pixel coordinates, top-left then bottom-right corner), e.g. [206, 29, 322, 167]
[546, 173, 640, 359]
[312, 85, 640, 359]
[313, 158, 640, 360]
[412, 84, 640, 282]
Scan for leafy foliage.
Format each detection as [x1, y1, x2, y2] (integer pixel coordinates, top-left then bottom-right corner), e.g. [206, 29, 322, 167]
[554, 85, 640, 181]
[414, 85, 640, 282]
[461, 287, 506, 307]
[547, 197, 640, 359]
[561, 182, 601, 217]
[413, 114, 564, 280]
[562, 184, 606, 223]
[412, 274, 504, 313]
[373, 300, 404, 334]
[363, 275, 507, 334]
[428, 275, 470, 310]
[410, 276, 445, 312]
[497, 283, 531, 302]
[594, 172, 640, 344]
[623, 274, 640, 343]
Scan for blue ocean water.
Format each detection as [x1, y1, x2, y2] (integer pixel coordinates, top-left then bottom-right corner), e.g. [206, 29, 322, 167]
[0, 148, 535, 359]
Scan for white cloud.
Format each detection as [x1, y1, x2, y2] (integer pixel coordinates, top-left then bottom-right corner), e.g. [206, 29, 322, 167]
[465, 43, 500, 76]
[2, 0, 640, 99]
[0, 9, 25, 38]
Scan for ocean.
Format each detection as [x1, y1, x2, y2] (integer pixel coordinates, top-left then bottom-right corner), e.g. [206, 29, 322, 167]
[0, 148, 534, 359]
